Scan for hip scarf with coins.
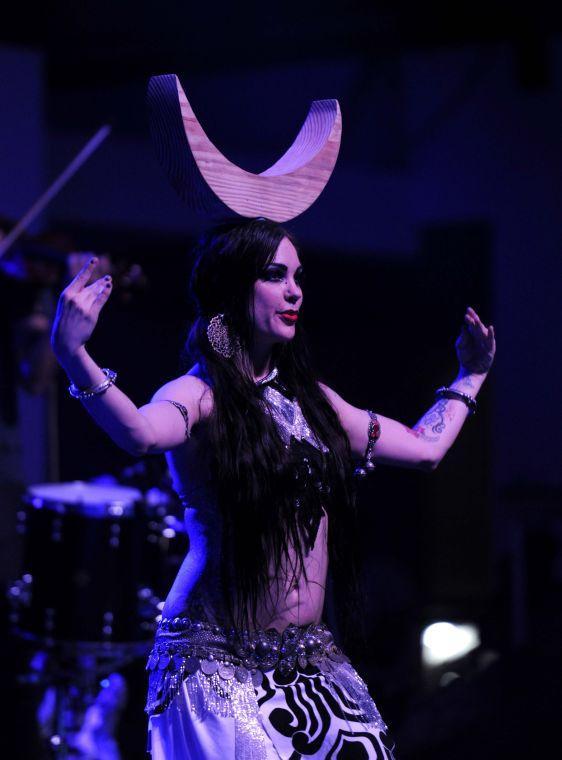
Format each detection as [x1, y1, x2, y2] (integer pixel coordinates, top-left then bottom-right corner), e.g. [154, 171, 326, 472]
[146, 616, 395, 760]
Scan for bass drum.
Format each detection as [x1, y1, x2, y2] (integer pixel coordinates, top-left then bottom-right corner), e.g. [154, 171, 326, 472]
[13, 481, 147, 643]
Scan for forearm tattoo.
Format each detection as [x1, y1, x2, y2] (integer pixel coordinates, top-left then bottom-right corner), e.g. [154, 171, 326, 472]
[406, 425, 439, 443]
[412, 398, 454, 442]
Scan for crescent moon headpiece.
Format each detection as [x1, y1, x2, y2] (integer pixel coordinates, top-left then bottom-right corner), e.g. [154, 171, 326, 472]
[147, 74, 342, 223]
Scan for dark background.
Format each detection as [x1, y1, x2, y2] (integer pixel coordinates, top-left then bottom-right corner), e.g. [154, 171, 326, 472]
[1, 3, 561, 757]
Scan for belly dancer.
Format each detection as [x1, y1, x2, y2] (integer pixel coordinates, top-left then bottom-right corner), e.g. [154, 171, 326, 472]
[50, 80, 496, 759]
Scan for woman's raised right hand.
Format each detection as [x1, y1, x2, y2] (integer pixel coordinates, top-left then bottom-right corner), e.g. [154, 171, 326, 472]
[51, 257, 113, 359]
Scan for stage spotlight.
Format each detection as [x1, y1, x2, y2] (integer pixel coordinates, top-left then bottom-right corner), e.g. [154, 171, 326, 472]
[421, 621, 480, 666]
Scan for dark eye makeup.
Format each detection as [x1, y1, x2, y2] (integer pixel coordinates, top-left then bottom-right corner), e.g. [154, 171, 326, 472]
[262, 265, 305, 283]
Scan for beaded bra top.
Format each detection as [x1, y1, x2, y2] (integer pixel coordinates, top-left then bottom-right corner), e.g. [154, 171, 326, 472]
[255, 366, 329, 454]
[256, 366, 331, 552]
[174, 364, 332, 553]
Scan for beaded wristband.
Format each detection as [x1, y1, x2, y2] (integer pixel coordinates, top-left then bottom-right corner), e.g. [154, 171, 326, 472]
[68, 368, 117, 400]
[435, 386, 477, 415]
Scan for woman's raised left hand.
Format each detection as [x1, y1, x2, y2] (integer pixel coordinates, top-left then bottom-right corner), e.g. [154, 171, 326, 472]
[455, 306, 496, 374]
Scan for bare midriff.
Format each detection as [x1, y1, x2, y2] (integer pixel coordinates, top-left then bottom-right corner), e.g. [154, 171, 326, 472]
[254, 508, 329, 632]
[161, 427, 329, 632]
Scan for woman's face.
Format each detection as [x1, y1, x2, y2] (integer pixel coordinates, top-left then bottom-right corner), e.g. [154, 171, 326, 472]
[250, 237, 304, 347]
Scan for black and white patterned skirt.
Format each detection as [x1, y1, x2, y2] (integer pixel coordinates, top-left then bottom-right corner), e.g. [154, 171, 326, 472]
[255, 662, 396, 759]
[148, 658, 397, 759]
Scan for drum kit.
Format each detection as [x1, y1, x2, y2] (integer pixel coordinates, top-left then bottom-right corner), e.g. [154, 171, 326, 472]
[7, 467, 187, 758]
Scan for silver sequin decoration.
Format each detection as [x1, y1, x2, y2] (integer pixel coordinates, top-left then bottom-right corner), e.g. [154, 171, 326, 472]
[257, 367, 329, 453]
[147, 659, 268, 758]
[184, 670, 268, 759]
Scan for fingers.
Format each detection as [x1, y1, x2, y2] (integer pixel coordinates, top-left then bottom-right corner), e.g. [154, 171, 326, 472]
[464, 312, 479, 337]
[465, 306, 480, 326]
[465, 306, 492, 339]
[84, 273, 112, 299]
[90, 277, 113, 314]
[65, 256, 98, 294]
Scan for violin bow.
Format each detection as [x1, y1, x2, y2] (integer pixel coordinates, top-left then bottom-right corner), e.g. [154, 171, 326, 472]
[0, 125, 112, 260]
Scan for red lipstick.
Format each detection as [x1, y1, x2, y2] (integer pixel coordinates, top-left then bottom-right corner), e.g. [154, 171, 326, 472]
[278, 312, 298, 324]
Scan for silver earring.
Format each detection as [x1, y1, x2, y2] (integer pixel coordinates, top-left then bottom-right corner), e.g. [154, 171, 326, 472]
[207, 313, 241, 359]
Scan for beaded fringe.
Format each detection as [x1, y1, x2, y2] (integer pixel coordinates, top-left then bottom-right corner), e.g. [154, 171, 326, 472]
[148, 666, 268, 759]
[320, 660, 388, 732]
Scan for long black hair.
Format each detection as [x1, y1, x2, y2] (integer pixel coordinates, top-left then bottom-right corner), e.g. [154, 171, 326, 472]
[183, 218, 364, 644]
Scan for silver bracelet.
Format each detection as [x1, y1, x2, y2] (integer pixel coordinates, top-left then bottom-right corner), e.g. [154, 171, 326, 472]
[69, 368, 117, 400]
[435, 386, 477, 415]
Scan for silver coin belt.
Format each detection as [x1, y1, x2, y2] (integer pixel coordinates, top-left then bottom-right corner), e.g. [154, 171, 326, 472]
[146, 616, 349, 688]
[145, 616, 388, 735]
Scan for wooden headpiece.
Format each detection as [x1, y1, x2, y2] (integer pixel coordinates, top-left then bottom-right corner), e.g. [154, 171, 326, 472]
[147, 74, 342, 222]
